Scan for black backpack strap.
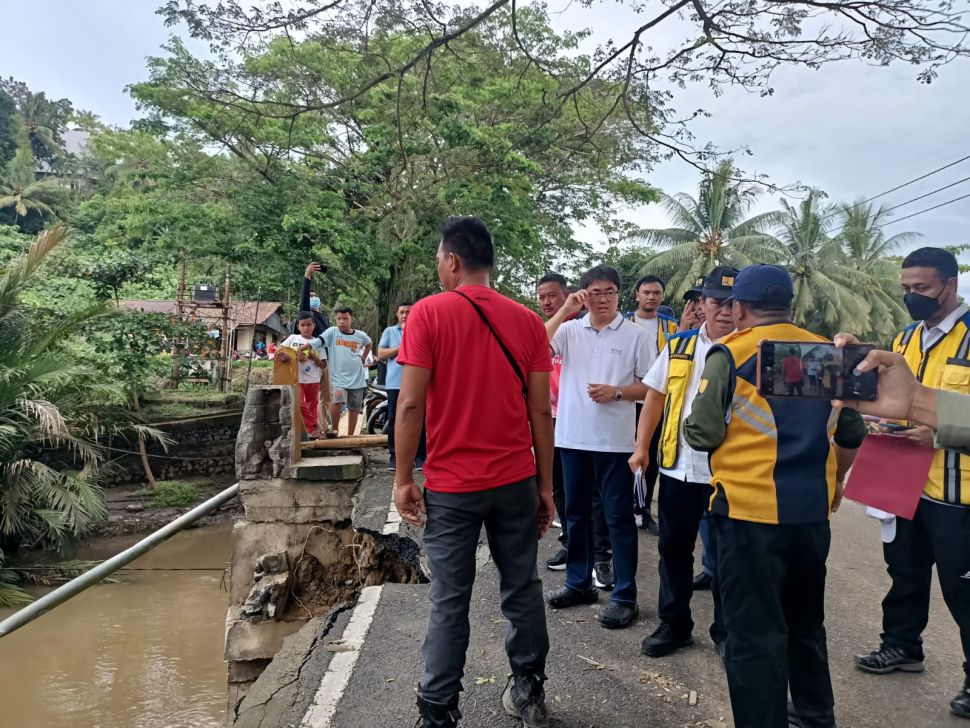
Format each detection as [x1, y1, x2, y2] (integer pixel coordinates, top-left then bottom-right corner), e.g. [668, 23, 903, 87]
[452, 290, 528, 399]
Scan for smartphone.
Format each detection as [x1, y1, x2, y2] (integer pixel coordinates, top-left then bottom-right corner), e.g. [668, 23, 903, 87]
[757, 340, 878, 401]
[878, 422, 915, 433]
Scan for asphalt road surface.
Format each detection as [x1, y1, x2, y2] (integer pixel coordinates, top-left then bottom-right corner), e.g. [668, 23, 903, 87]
[335, 469, 967, 728]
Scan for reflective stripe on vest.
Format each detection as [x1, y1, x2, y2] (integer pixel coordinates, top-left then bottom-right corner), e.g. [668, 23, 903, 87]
[893, 313, 970, 505]
[659, 331, 700, 469]
[709, 322, 838, 525]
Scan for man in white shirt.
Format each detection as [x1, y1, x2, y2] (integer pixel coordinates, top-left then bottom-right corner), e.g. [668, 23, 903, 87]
[627, 275, 679, 535]
[543, 265, 651, 630]
[629, 266, 737, 659]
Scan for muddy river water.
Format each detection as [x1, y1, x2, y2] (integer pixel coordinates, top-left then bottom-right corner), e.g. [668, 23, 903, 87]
[0, 522, 231, 728]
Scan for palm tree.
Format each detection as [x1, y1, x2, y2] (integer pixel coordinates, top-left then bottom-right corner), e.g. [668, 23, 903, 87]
[21, 91, 64, 162]
[761, 190, 872, 336]
[834, 200, 920, 343]
[0, 146, 65, 228]
[634, 160, 780, 298]
[0, 225, 133, 606]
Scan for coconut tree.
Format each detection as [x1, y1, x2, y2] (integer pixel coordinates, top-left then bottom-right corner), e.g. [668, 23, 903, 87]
[634, 160, 781, 298]
[0, 146, 65, 230]
[760, 190, 873, 336]
[0, 225, 136, 606]
[834, 200, 920, 343]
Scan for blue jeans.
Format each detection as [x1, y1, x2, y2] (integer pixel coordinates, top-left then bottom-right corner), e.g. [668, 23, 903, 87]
[699, 512, 716, 577]
[560, 449, 638, 606]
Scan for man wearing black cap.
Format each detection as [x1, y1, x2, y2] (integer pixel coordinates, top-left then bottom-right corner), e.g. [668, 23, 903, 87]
[630, 266, 737, 660]
[679, 276, 706, 331]
[683, 264, 867, 728]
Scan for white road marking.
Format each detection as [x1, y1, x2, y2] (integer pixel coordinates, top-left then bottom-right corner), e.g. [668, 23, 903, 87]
[382, 499, 402, 535]
[300, 584, 384, 727]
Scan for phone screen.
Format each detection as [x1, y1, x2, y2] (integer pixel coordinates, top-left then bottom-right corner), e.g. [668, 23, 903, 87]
[757, 341, 878, 401]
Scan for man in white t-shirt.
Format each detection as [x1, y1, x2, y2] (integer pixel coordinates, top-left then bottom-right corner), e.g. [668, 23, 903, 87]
[629, 266, 737, 660]
[627, 275, 678, 535]
[543, 264, 651, 630]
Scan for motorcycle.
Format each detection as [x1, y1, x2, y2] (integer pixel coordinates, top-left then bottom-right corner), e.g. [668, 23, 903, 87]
[364, 379, 388, 435]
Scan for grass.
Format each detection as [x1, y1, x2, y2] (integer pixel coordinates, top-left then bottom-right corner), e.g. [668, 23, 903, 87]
[150, 480, 202, 508]
[231, 359, 274, 368]
[143, 402, 202, 418]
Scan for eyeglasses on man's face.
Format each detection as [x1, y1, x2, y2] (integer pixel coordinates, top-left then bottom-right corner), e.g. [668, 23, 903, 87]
[587, 288, 618, 301]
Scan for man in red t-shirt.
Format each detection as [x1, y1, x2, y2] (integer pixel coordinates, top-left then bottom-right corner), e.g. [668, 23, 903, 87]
[395, 217, 555, 728]
[782, 347, 805, 396]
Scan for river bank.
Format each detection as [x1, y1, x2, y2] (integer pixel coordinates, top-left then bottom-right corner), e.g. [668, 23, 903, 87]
[89, 475, 242, 538]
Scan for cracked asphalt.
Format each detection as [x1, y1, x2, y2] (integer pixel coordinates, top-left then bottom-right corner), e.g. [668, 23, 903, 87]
[330, 455, 969, 727]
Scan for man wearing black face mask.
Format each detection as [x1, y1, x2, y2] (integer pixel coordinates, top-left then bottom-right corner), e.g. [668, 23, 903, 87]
[855, 247, 970, 722]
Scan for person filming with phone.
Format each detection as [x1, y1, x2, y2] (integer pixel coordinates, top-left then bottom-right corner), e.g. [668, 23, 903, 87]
[682, 264, 866, 728]
[833, 341, 970, 454]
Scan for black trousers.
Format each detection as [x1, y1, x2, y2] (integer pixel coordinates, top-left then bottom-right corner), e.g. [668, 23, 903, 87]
[420, 478, 549, 703]
[657, 474, 724, 638]
[634, 403, 662, 516]
[387, 388, 426, 462]
[714, 515, 834, 728]
[552, 445, 611, 560]
[881, 497, 970, 670]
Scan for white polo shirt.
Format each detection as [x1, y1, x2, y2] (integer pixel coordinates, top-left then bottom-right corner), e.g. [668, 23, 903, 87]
[644, 323, 719, 483]
[551, 313, 651, 453]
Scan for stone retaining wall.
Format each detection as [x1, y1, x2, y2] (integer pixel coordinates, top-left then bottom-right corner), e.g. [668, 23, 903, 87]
[37, 411, 242, 485]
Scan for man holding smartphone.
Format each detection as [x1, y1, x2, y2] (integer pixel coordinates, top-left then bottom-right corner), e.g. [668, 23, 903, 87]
[683, 264, 866, 728]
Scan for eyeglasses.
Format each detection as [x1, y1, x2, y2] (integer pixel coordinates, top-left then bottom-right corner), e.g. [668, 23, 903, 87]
[587, 289, 618, 301]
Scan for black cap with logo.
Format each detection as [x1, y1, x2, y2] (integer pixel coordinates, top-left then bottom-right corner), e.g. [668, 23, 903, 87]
[702, 266, 739, 300]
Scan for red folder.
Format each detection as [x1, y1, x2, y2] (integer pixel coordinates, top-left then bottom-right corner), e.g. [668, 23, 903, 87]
[843, 433, 935, 520]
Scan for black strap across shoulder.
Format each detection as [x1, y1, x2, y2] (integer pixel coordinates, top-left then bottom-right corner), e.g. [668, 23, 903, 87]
[452, 290, 528, 399]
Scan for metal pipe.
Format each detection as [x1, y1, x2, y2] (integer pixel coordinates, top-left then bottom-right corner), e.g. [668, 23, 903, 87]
[0, 483, 240, 639]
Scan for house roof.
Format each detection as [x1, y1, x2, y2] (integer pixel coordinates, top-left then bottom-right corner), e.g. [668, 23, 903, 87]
[119, 299, 287, 334]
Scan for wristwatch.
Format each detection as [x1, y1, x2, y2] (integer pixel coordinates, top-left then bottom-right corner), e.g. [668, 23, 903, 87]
[613, 387, 623, 401]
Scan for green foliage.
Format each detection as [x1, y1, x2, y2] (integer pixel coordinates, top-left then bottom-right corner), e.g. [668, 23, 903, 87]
[128, 6, 660, 329]
[150, 480, 200, 508]
[0, 78, 73, 164]
[0, 226, 136, 605]
[0, 89, 17, 169]
[635, 160, 780, 300]
[0, 144, 68, 232]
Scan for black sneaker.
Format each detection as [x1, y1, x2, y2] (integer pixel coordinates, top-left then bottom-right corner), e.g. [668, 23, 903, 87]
[387, 458, 396, 472]
[692, 571, 713, 591]
[640, 513, 660, 536]
[598, 602, 639, 629]
[415, 459, 425, 471]
[593, 561, 614, 590]
[951, 675, 970, 718]
[855, 644, 925, 674]
[545, 548, 568, 571]
[641, 622, 694, 657]
[545, 585, 598, 609]
[502, 673, 549, 728]
[415, 696, 461, 728]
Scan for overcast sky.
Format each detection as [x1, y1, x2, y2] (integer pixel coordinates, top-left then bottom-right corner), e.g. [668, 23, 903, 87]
[2, 0, 967, 295]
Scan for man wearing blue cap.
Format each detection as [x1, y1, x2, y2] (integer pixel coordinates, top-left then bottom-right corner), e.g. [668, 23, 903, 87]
[683, 264, 867, 728]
